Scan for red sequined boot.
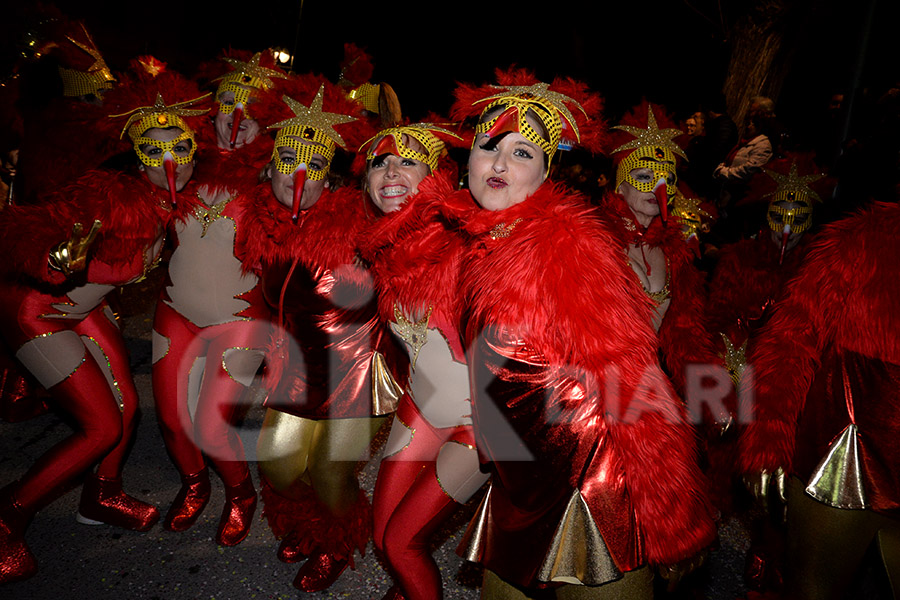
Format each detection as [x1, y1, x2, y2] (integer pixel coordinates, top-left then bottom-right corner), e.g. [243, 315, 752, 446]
[291, 489, 371, 592]
[259, 476, 315, 563]
[216, 474, 256, 546]
[293, 552, 350, 592]
[77, 474, 159, 531]
[163, 468, 210, 532]
[0, 484, 37, 583]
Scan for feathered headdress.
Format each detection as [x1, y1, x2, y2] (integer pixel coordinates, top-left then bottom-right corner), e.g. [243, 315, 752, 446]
[103, 57, 210, 207]
[264, 73, 367, 223]
[609, 101, 686, 222]
[450, 67, 607, 174]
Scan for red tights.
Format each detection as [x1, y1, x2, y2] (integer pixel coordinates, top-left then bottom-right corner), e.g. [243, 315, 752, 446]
[152, 301, 268, 486]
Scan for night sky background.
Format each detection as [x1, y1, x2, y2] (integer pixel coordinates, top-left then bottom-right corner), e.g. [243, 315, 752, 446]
[2, 0, 898, 142]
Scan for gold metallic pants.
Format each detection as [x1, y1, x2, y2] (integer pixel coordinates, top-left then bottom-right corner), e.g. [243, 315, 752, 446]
[257, 408, 385, 514]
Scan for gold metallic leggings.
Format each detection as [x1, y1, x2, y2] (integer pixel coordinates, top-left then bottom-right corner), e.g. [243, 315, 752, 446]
[256, 408, 385, 514]
[785, 476, 900, 600]
[482, 568, 653, 600]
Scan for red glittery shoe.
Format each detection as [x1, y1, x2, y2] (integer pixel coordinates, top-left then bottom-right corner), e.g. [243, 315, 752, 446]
[0, 485, 37, 584]
[216, 474, 256, 546]
[277, 531, 308, 564]
[163, 468, 211, 532]
[292, 551, 349, 592]
[77, 474, 159, 531]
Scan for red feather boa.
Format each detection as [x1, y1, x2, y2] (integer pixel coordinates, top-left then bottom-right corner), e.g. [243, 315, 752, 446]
[0, 169, 173, 285]
[601, 192, 719, 395]
[359, 171, 468, 344]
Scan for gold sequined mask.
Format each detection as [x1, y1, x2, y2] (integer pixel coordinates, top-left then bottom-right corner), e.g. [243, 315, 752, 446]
[365, 125, 456, 173]
[612, 106, 686, 197]
[475, 95, 561, 169]
[616, 146, 678, 196]
[58, 28, 115, 98]
[128, 114, 197, 167]
[216, 76, 262, 119]
[59, 66, 115, 98]
[767, 196, 814, 234]
[272, 126, 335, 179]
[763, 162, 824, 235]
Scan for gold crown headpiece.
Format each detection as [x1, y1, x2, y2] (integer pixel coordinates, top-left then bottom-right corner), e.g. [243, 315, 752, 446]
[612, 106, 687, 195]
[58, 24, 116, 97]
[473, 82, 586, 170]
[110, 92, 210, 167]
[214, 52, 287, 117]
[362, 124, 462, 172]
[763, 161, 825, 234]
[268, 85, 357, 178]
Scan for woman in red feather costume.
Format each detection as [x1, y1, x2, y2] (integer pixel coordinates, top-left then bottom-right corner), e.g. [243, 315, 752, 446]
[0, 61, 206, 583]
[359, 124, 489, 600]
[602, 103, 721, 405]
[739, 200, 900, 600]
[411, 69, 715, 598]
[241, 74, 407, 592]
[707, 154, 829, 359]
[150, 50, 287, 545]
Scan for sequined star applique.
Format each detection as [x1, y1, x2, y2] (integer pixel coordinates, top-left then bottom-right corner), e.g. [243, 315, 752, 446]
[220, 52, 287, 88]
[390, 304, 433, 369]
[269, 84, 357, 147]
[612, 106, 688, 161]
[762, 161, 825, 203]
[193, 195, 233, 237]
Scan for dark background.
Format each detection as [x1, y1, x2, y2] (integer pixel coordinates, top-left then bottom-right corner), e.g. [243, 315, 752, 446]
[2, 0, 898, 139]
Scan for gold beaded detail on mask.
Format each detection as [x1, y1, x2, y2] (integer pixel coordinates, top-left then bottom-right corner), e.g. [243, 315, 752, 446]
[348, 82, 381, 114]
[58, 25, 115, 97]
[268, 85, 357, 178]
[672, 189, 712, 239]
[363, 124, 461, 173]
[214, 52, 287, 118]
[473, 83, 587, 170]
[111, 92, 210, 167]
[763, 162, 824, 235]
[613, 107, 686, 195]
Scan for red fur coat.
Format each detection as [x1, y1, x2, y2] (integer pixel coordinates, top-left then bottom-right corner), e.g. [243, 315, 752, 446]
[740, 202, 900, 514]
[415, 176, 715, 586]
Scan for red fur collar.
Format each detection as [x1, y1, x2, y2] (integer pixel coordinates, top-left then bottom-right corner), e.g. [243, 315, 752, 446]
[239, 183, 372, 275]
[361, 172, 467, 326]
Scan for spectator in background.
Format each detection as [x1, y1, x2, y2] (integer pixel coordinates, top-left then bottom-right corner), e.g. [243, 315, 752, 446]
[713, 96, 776, 241]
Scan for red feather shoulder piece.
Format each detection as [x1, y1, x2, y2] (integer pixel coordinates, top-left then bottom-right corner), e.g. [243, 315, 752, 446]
[360, 172, 468, 327]
[237, 184, 370, 277]
[0, 169, 170, 282]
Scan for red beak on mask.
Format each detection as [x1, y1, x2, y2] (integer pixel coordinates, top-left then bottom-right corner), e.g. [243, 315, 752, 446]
[164, 154, 178, 209]
[291, 164, 307, 224]
[653, 177, 668, 223]
[779, 224, 791, 265]
[229, 105, 244, 149]
[373, 136, 399, 158]
[484, 107, 519, 140]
